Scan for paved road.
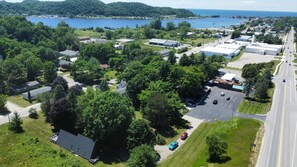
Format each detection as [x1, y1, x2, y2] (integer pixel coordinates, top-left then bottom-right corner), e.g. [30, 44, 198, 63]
[0, 102, 41, 125]
[257, 28, 297, 167]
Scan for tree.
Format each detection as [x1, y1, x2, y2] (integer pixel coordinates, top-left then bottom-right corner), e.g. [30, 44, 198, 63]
[167, 51, 176, 65]
[51, 76, 69, 92]
[28, 108, 38, 119]
[49, 98, 76, 132]
[53, 84, 66, 101]
[231, 30, 241, 39]
[25, 56, 43, 81]
[243, 78, 253, 97]
[0, 94, 7, 114]
[126, 144, 158, 167]
[179, 54, 191, 66]
[80, 90, 135, 148]
[43, 61, 57, 83]
[99, 79, 109, 92]
[143, 92, 170, 129]
[254, 78, 269, 99]
[127, 119, 156, 150]
[166, 22, 175, 31]
[27, 91, 32, 103]
[150, 19, 162, 30]
[9, 112, 23, 133]
[206, 134, 228, 162]
[39, 92, 53, 122]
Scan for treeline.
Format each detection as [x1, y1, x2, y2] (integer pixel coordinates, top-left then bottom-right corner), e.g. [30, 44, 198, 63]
[0, 0, 195, 18]
[272, 17, 297, 33]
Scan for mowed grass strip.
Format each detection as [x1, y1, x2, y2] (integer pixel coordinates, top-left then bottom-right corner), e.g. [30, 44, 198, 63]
[7, 95, 38, 108]
[238, 84, 275, 114]
[161, 118, 261, 167]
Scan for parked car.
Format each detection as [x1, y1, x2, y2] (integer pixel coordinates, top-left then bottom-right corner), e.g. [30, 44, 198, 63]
[213, 100, 218, 104]
[221, 92, 225, 96]
[226, 97, 231, 100]
[283, 79, 286, 82]
[180, 132, 188, 140]
[169, 141, 179, 151]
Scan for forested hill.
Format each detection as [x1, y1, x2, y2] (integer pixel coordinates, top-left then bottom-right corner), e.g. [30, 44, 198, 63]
[0, 0, 195, 18]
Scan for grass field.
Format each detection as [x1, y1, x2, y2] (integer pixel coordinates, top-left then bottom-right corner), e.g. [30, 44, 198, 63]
[238, 84, 275, 114]
[74, 30, 102, 38]
[7, 95, 38, 108]
[161, 118, 261, 167]
[0, 113, 124, 167]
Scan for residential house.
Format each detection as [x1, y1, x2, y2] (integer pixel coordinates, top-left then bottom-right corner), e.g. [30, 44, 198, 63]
[12, 81, 40, 94]
[22, 86, 51, 101]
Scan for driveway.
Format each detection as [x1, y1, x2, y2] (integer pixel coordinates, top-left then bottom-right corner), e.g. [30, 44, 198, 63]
[187, 86, 244, 121]
[155, 115, 203, 162]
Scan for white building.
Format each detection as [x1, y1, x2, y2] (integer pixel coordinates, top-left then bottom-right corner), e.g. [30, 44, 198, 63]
[235, 35, 253, 42]
[149, 39, 181, 47]
[200, 47, 240, 59]
[251, 43, 282, 52]
[225, 39, 235, 44]
[245, 46, 280, 55]
[217, 44, 243, 50]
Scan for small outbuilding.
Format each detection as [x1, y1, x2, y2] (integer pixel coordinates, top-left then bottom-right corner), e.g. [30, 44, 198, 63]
[22, 86, 51, 101]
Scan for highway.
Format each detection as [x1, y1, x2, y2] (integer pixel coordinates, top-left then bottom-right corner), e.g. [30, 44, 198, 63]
[257, 27, 297, 167]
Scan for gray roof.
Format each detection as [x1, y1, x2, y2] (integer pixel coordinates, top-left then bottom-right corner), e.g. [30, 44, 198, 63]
[59, 60, 71, 66]
[164, 40, 180, 46]
[26, 81, 40, 87]
[22, 86, 51, 97]
[59, 50, 79, 58]
[149, 38, 167, 44]
[158, 49, 171, 55]
[56, 129, 96, 160]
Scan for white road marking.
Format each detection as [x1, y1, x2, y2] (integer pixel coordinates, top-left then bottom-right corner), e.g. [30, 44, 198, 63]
[291, 122, 297, 167]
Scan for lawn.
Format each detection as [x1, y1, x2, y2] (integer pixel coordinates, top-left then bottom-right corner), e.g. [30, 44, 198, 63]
[238, 84, 275, 114]
[74, 29, 102, 38]
[140, 43, 164, 51]
[0, 113, 124, 167]
[161, 118, 261, 167]
[7, 95, 38, 108]
[271, 60, 281, 75]
[104, 70, 118, 80]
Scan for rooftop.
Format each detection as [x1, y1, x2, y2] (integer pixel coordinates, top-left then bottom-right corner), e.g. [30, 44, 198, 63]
[221, 73, 236, 81]
[217, 44, 242, 50]
[116, 38, 134, 43]
[59, 50, 79, 57]
[200, 47, 237, 55]
[246, 45, 279, 51]
[158, 49, 171, 55]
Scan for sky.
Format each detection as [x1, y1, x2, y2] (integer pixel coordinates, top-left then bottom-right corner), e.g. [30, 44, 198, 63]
[5, 0, 297, 12]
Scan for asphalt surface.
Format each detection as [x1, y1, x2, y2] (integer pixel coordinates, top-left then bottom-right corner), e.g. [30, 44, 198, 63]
[187, 86, 244, 121]
[257, 28, 297, 167]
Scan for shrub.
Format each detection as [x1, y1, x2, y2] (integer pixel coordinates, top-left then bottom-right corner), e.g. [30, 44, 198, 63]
[29, 108, 38, 119]
[156, 134, 166, 145]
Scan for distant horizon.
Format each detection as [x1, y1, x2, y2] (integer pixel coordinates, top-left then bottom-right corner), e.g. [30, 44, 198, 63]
[4, 0, 297, 13]
[186, 8, 297, 13]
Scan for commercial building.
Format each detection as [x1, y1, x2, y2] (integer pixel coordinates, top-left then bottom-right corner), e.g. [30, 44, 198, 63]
[200, 47, 240, 59]
[235, 35, 253, 42]
[224, 39, 235, 44]
[245, 45, 281, 55]
[217, 44, 243, 50]
[149, 39, 181, 47]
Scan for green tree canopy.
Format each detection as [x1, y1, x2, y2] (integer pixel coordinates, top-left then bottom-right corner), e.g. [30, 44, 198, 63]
[126, 144, 158, 167]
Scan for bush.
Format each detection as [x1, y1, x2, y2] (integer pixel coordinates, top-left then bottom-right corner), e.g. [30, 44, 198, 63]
[156, 134, 166, 145]
[28, 108, 38, 119]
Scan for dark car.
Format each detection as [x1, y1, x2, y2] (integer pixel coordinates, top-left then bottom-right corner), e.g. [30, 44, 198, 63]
[213, 100, 218, 104]
[283, 79, 286, 82]
[226, 97, 231, 100]
[289, 64, 291, 66]
[181, 132, 188, 140]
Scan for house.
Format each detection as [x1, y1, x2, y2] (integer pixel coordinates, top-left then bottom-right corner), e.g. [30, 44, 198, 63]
[100, 64, 110, 69]
[52, 129, 99, 163]
[114, 44, 123, 50]
[149, 39, 181, 47]
[59, 60, 71, 68]
[59, 50, 79, 58]
[22, 86, 51, 101]
[235, 35, 253, 42]
[199, 47, 240, 59]
[158, 49, 171, 57]
[186, 32, 196, 37]
[116, 38, 134, 44]
[224, 39, 235, 44]
[78, 36, 90, 41]
[12, 81, 40, 94]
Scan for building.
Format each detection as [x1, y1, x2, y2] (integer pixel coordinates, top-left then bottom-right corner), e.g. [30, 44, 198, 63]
[186, 32, 196, 37]
[52, 129, 99, 163]
[59, 50, 79, 58]
[251, 43, 282, 52]
[12, 81, 40, 94]
[158, 49, 171, 57]
[116, 80, 127, 94]
[149, 39, 181, 47]
[114, 44, 123, 50]
[116, 38, 134, 43]
[22, 86, 51, 101]
[59, 60, 71, 68]
[199, 47, 240, 59]
[217, 44, 243, 50]
[100, 64, 110, 69]
[78, 36, 90, 41]
[235, 35, 253, 42]
[224, 39, 235, 44]
[221, 73, 237, 82]
[245, 45, 281, 55]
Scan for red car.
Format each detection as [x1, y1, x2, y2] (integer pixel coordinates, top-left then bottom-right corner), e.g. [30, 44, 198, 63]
[181, 132, 188, 140]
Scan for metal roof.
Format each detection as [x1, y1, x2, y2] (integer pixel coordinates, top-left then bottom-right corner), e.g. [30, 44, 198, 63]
[200, 47, 237, 55]
[149, 38, 167, 44]
[221, 73, 236, 81]
[59, 50, 79, 57]
[22, 86, 51, 97]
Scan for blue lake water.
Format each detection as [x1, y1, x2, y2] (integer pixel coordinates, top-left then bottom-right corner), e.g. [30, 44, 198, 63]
[27, 17, 245, 29]
[26, 9, 297, 29]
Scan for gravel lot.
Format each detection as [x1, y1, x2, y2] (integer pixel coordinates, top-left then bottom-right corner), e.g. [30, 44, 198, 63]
[227, 52, 278, 69]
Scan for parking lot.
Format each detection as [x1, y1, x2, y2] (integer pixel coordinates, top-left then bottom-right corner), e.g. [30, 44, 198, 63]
[186, 86, 244, 121]
[227, 53, 278, 69]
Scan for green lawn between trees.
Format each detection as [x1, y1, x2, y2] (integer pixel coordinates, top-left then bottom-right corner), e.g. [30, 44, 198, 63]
[161, 118, 261, 167]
